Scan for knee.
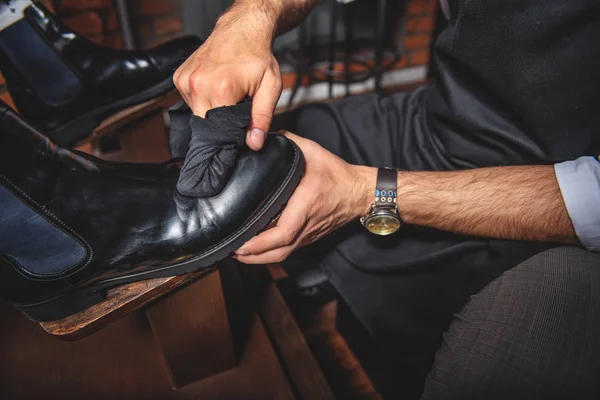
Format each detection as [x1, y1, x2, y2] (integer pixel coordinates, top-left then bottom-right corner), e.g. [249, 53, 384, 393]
[421, 247, 600, 400]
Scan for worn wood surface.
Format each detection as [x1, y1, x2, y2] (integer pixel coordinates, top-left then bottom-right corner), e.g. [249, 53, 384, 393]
[40, 271, 208, 340]
[0, 298, 296, 399]
[79, 89, 180, 145]
[262, 280, 336, 400]
[237, 261, 336, 400]
[96, 109, 172, 162]
[266, 263, 382, 399]
[146, 270, 236, 388]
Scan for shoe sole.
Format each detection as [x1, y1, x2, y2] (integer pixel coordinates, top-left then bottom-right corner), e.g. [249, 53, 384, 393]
[47, 77, 176, 147]
[16, 142, 305, 322]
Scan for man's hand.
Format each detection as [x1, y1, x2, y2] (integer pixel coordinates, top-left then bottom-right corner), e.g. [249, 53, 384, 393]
[173, 0, 319, 151]
[234, 131, 375, 264]
[173, 7, 281, 150]
[234, 134, 578, 264]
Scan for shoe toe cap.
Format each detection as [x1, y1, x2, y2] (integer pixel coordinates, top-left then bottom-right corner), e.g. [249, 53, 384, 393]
[178, 134, 304, 242]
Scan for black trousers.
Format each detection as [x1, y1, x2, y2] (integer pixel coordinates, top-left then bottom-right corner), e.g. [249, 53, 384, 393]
[274, 94, 600, 399]
[272, 0, 600, 397]
[273, 94, 553, 397]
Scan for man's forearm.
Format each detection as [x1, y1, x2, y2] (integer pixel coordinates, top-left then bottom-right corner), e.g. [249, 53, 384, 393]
[355, 165, 577, 244]
[220, 0, 320, 38]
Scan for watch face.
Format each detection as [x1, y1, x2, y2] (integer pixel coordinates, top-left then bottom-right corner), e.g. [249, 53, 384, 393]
[365, 213, 401, 235]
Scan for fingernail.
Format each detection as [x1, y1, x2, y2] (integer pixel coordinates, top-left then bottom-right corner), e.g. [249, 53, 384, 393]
[249, 128, 265, 149]
[236, 248, 249, 256]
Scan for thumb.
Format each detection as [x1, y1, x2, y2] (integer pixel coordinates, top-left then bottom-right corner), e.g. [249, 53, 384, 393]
[247, 72, 282, 150]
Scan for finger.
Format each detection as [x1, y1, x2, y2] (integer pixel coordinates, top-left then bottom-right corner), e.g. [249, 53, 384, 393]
[276, 130, 312, 150]
[173, 68, 194, 109]
[234, 245, 295, 265]
[208, 76, 242, 109]
[278, 130, 305, 144]
[247, 70, 282, 150]
[188, 73, 225, 118]
[191, 98, 213, 119]
[172, 62, 187, 93]
[236, 203, 307, 255]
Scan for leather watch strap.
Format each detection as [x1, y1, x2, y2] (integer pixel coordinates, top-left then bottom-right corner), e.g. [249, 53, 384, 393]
[375, 168, 397, 208]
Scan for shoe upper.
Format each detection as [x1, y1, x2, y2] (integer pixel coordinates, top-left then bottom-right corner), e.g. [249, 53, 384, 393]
[0, 2, 201, 134]
[0, 103, 301, 305]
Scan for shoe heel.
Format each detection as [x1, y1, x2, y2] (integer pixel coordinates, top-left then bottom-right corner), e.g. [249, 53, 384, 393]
[17, 289, 105, 322]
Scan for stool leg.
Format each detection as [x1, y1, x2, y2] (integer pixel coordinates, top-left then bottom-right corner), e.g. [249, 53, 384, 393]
[146, 269, 236, 389]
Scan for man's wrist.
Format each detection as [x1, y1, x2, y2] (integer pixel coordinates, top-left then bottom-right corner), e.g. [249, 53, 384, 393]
[218, 1, 279, 40]
[351, 165, 377, 218]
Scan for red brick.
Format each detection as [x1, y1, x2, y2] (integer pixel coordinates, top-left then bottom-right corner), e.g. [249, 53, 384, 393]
[408, 0, 427, 15]
[38, 0, 55, 12]
[136, 0, 173, 16]
[408, 50, 431, 65]
[106, 8, 119, 30]
[406, 15, 435, 33]
[405, 34, 431, 50]
[87, 34, 105, 45]
[408, 0, 437, 15]
[143, 37, 167, 49]
[137, 23, 155, 42]
[153, 17, 183, 35]
[281, 72, 312, 89]
[103, 32, 124, 49]
[57, 0, 112, 11]
[391, 57, 409, 71]
[62, 11, 103, 35]
[424, 0, 438, 13]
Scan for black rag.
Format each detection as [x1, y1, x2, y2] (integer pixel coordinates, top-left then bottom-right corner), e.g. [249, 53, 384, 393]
[168, 98, 251, 197]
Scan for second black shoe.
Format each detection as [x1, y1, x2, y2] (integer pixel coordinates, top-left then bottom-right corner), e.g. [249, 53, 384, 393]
[0, 101, 304, 322]
[0, 2, 201, 146]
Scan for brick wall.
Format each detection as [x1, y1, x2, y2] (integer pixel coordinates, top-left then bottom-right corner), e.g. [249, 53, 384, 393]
[404, 0, 437, 68]
[129, 0, 183, 48]
[0, 0, 185, 109]
[281, 0, 438, 91]
[53, 0, 184, 49]
[0, 0, 437, 110]
[55, 0, 123, 48]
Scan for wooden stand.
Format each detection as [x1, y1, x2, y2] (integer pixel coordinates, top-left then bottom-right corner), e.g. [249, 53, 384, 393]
[18, 93, 335, 398]
[40, 271, 207, 339]
[146, 270, 236, 388]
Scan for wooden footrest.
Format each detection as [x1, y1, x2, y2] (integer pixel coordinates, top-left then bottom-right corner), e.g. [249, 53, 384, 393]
[40, 271, 207, 340]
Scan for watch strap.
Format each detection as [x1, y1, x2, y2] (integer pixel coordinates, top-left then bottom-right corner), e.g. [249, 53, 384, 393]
[375, 168, 397, 208]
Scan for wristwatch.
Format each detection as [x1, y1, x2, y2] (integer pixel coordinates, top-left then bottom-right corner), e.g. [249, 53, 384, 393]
[360, 168, 402, 235]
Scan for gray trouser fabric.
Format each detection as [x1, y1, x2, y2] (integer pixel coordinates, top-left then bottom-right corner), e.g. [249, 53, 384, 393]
[421, 247, 600, 400]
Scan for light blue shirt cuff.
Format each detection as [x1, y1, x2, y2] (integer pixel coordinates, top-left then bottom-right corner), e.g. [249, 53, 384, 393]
[554, 157, 600, 252]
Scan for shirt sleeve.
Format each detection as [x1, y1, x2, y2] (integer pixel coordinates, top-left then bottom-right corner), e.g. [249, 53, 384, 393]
[554, 156, 600, 252]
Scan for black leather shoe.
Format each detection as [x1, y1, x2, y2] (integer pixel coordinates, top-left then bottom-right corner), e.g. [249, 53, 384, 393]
[0, 102, 304, 322]
[0, 2, 201, 147]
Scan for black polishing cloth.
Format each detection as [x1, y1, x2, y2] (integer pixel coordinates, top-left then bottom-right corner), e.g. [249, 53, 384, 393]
[169, 98, 251, 197]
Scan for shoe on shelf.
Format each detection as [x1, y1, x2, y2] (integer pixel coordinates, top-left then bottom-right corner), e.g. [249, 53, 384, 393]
[0, 2, 201, 147]
[0, 101, 304, 322]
